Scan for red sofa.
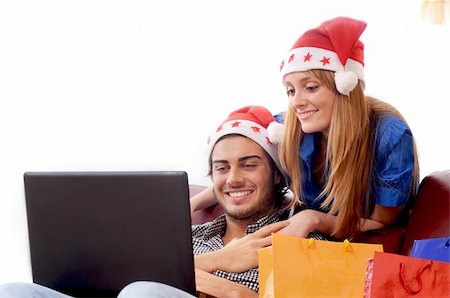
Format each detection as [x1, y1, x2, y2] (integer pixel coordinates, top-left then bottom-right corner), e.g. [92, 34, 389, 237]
[190, 170, 450, 255]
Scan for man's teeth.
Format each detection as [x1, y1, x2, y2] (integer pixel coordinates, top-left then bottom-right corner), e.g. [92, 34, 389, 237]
[228, 191, 252, 197]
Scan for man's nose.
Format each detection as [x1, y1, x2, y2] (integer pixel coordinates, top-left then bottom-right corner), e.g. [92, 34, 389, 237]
[226, 168, 244, 185]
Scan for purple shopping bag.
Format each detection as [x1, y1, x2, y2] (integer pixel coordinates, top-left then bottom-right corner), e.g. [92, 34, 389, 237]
[411, 237, 450, 263]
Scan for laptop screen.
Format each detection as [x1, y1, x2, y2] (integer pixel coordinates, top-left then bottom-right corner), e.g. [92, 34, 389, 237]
[24, 171, 196, 297]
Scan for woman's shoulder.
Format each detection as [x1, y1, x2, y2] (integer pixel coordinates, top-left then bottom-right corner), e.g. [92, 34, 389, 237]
[373, 115, 413, 146]
[376, 115, 410, 132]
[273, 111, 286, 123]
[369, 98, 412, 135]
[373, 115, 414, 159]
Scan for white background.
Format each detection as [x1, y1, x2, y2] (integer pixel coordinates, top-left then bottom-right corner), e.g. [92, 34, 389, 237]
[1, 0, 449, 283]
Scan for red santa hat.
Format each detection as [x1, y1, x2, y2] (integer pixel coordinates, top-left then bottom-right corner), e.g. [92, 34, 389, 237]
[280, 17, 367, 96]
[207, 105, 283, 172]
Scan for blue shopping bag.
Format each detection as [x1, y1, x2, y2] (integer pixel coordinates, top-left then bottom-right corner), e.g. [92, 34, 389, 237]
[411, 237, 450, 263]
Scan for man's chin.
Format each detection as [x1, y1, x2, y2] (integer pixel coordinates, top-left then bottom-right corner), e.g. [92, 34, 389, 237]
[223, 207, 254, 220]
[224, 206, 269, 222]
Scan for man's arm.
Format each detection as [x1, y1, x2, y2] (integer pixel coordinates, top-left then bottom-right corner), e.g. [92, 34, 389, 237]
[195, 269, 257, 298]
[194, 221, 289, 273]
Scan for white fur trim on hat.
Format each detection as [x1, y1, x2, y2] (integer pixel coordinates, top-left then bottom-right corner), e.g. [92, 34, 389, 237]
[207, 119, 282, 172]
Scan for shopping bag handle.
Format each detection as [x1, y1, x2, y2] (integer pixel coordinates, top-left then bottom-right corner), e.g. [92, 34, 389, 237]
[399, 261, 432, 294]
[343, 239, 352, 252]
[306, 238, 353, 252]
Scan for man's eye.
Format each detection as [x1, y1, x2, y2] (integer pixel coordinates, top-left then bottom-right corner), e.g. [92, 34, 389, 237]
[214, 166, 226, 172]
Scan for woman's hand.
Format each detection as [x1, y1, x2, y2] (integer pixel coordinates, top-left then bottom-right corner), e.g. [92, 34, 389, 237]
[277, 209, 335, 238]
[195, 220, 289, 273]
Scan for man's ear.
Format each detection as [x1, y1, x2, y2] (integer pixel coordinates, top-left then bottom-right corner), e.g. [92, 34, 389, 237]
[274, 170, 282, 185]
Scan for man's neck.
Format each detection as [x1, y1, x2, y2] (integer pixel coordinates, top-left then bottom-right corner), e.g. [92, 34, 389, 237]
[221, 210, 275, 245]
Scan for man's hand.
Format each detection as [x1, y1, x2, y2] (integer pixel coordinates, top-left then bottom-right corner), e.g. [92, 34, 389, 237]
[195, 220, 289, 273]
[218, 220, 289, 272]
[195, 269, 257, 298]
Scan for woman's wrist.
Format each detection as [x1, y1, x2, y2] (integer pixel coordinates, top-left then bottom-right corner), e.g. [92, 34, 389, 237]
[190, 197, 200, 213]
[303, 209, 335, 235]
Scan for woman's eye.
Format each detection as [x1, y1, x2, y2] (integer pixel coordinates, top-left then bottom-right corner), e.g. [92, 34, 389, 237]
[286, 87, 295, 96]
[305, 84, 319, 92]
[243, 164, 256, 169]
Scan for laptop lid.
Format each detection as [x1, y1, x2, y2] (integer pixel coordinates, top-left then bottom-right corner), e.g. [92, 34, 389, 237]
[24, 171, 196, 297]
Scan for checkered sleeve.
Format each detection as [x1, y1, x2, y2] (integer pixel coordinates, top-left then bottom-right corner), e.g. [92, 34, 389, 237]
[212, 268, 260, 292]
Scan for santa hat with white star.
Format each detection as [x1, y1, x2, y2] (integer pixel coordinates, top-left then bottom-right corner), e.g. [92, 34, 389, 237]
[280, 17, 367, 96]
[207, 105, 283, 172]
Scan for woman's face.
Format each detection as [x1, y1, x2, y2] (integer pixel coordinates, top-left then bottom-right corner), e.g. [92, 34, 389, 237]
[284, 71, 336, 136]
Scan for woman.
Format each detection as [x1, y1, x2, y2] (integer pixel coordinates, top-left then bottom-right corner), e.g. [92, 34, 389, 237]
[192, 16, 419, 240]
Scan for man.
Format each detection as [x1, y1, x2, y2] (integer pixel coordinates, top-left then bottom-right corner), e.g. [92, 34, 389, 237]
[120, 105, 293, 297]
[0, 105, 291, 297]
[190, 105, 291, 296]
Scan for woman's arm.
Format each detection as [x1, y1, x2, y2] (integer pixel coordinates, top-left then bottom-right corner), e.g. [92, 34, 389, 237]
[190, 186, 217, 213]
[195, 269, 257, 298]
[278, 204, 404, 238]
[360, 204, 404, 231]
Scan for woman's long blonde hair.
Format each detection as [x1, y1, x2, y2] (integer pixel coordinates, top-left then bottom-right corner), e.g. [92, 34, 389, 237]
[279, 69, 420, 238]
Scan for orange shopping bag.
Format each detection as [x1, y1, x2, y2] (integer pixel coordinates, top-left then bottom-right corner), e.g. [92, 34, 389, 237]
[259, 233, 383, 297]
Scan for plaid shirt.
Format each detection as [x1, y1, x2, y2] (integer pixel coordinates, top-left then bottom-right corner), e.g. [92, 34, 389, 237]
[191, 210, 327, 292]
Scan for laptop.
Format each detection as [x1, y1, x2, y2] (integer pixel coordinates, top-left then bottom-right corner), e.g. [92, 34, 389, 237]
[24, 171, 196, 297]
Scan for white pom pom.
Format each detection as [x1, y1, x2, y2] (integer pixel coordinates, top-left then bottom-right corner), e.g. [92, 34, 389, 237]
[334, 71, 358, 96]
[267, 121, 283, 144]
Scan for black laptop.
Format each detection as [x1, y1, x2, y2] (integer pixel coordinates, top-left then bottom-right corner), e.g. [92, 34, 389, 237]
[24, 171, 196, 297]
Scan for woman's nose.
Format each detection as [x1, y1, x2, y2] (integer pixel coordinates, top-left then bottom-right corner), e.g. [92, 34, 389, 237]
[290, 91, 306, 109]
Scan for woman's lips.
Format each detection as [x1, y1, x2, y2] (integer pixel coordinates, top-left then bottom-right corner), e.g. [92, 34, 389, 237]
[298, 110, 317, 120]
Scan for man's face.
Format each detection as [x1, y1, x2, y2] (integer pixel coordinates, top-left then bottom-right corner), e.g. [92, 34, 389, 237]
[210, 135, 279, 222]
